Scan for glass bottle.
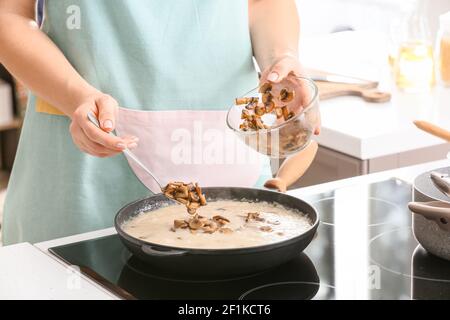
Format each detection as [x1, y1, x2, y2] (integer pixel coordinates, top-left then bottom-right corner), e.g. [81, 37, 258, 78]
[436, 11, 450, 87]
[395, 0, 435, 92]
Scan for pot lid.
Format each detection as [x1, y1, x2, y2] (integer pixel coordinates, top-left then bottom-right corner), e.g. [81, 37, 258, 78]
[414, 166, 450, 203]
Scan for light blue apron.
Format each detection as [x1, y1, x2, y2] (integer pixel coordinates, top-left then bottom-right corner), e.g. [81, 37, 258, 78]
[2, 0, 271, 245]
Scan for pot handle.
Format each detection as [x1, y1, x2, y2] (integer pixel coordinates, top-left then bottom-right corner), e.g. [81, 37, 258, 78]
[408, 201, 450, 232]
[141, 245, 188, 257]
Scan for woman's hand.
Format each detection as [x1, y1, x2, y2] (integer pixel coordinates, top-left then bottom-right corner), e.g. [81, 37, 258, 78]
[69, 93, 138, 158]
[0, 1, 138, 157]
[260, 55, 321, 135]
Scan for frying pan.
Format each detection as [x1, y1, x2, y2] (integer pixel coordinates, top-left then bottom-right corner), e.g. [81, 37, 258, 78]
[115, 187, 319, 278]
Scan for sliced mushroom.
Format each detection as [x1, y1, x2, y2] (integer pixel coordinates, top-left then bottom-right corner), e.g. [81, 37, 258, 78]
[245, 212, 266, 223]
[245, 102, 257, 110]
[235, 97, 259, 105]
[265, 101, 275, 113]
[275, 107, 283, 119]
[239, 123, 249, 131]
[174, 219, 187, 229]
[281, 106, 290, 121]
[241, 109, 251, 119]
[181, 224, 189, 230]
[262, 92, 273, 104]
[213, 215, 230, 224]
[199, 194, 207, 206]
[189, 191, 200, 202]
[189, 218, 204, 230]
[164, 181, 207, 215]
[254, 117, 266, 130]
[280, 88, 295, 103]
[245, 212, 259, 222]
[259, 82, 272, 94]
[255, 104, 266, 117]
[188, 202, 200, 210]
[287, 112, 295, 120]
[202, 221, 218, 234]
[219, 228, 233, 234]
[175, 190, 189, 199]
[260, 226, 273, 232]
[164, 192, 175, 199]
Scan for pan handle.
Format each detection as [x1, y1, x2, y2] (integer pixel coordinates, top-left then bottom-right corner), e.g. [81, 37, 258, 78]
[141, 245, 188, 257]
[264, 141, 318, 192]
[408, 201, 450, 232]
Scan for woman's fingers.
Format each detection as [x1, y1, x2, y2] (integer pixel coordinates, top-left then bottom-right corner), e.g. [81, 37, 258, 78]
[96, 95, 118, 132]
[73, 105, 125, 151]
[314, 112, 322, 135]
[259, 56, 321, 135]
[70, 122, 121, 157]
[70, 94, 139, 158]
[264, 55, 299, 84]
[80, 140, 122, 158]
[81, 120, 129, 151]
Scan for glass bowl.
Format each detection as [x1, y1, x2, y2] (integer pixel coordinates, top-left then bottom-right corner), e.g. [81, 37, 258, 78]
[226, 76, 320, 158]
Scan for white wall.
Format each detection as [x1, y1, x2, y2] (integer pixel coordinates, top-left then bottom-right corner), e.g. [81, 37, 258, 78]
[297, 0, 450, 42]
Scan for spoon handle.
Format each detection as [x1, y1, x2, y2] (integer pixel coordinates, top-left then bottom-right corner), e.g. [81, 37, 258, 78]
[413, 120, 450, 142]
[86, 112, 163, 190]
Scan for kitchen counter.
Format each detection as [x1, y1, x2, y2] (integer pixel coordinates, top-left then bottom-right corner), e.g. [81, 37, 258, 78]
[1, 158, 449, 299]
[303, 31, 450, 160]
[0, 242, 116, 300]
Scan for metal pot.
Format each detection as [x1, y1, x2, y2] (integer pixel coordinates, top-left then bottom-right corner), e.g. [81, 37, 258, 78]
[412, 245, 450, 299]
[115, 187, 319, 278]
[409, 167, 450, 261]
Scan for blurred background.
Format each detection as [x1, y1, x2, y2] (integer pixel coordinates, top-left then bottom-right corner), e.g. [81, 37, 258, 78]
[298, 0, 449, 40]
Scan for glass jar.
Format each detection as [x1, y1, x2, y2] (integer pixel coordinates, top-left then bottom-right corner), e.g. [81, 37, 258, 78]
[394, 0, 436, 92]
[436, 12, 450, 87]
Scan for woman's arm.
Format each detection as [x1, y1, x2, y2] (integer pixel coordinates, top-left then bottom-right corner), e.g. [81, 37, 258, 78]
[0, 0, 136, 157]
[249, 0, 300, 75]
[249, 0, 320, 134]
[249, 0, 320, 190]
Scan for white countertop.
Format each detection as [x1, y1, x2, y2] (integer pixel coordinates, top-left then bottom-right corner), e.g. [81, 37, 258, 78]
[303, 31, 450, 160]
[1, 158, 449, 300]
[0, 243, 116, 300]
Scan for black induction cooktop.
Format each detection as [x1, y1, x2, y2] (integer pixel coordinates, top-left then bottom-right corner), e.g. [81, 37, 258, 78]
[49, 179, 450, 300]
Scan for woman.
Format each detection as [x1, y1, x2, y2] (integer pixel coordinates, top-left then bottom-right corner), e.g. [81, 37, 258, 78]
[0, 0, 319, 245]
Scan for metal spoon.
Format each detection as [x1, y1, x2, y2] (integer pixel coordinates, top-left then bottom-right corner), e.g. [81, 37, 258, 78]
[87, 112, 164, 191]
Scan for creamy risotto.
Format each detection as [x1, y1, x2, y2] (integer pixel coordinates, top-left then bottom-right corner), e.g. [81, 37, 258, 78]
[122, 200, 313, 249]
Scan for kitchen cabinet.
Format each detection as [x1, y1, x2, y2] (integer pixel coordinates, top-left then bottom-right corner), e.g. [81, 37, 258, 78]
[294, 143, 449, 188]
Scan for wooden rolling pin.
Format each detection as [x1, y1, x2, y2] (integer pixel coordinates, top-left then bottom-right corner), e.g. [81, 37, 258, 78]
[413, 120, 450, 142]
[264, 140, 318, 193]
